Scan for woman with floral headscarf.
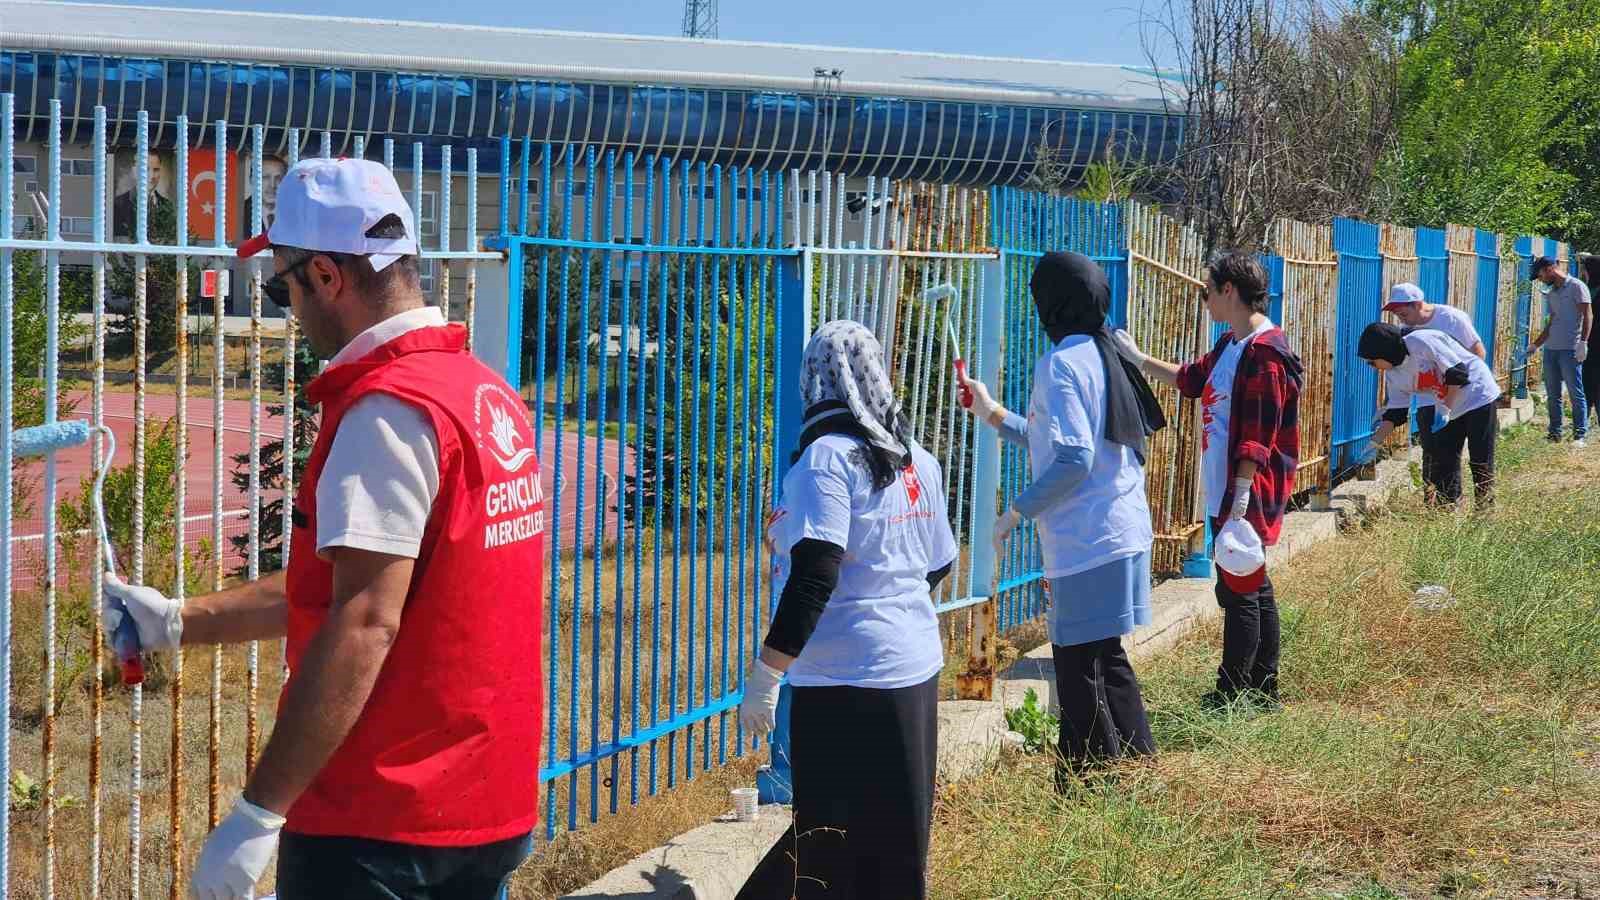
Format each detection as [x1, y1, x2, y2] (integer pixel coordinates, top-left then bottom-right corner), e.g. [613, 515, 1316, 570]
[958, 251, 1163, 787]
[736, 320, 958, 900]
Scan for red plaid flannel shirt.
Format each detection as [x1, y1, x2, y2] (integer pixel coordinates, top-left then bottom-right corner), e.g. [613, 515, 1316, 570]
[1176, 328, 1303, 546]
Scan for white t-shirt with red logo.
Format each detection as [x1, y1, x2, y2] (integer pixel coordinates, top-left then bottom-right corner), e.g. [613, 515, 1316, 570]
[766, 433, 958, 689]
[1025, 334, 1152, 577]
[1381, 328, 1501, 428]
[1202, 320, 1275, 519]
[1414, 305, 1484, 408]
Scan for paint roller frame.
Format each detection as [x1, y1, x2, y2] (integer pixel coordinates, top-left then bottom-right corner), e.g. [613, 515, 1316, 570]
[11, 419, 143, 683]
[919, 283, 973, 408]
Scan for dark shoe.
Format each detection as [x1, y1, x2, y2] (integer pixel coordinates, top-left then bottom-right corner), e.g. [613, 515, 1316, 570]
[1198, 689, 1238, 711]
[1245, 688, 1282, 711]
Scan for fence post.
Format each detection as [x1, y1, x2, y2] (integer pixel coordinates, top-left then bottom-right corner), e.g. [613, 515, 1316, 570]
[957, 254, 1005, 700]
[473, 251, 514, 382]
[757, 249, 809, 806]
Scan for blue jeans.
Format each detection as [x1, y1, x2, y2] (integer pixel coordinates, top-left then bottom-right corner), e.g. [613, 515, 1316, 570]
[1544, 348, 1588, 439]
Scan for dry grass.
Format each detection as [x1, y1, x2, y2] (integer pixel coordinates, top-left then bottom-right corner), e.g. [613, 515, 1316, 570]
[928, 424, 1600, 899]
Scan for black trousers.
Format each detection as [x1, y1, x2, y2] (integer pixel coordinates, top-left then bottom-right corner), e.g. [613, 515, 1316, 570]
[1214, 570, 1280, 698]
[1052, 638, 1155, 770]
[276, 830, 532, 899]
[1428, 402, 1497, 508]
[738, 676, 938, 900]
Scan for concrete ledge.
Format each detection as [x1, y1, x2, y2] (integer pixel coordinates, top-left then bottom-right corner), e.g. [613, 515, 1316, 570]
[564, 398, 1541, 898]
[560, 805, 793, 900]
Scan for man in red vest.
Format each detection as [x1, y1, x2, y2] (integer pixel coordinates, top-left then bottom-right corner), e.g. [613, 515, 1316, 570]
[102, 157, 546, 899]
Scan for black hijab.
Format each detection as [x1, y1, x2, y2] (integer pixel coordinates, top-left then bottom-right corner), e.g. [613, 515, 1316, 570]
[1029, 251, 1166, 460]
[1357, 322, 1410, 367]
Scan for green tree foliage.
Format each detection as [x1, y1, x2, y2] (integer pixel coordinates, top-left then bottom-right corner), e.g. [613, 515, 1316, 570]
[8, 234, 88, 517]
[108, 196, 206, 361]
[1372, 0, 1600, 238]
[229, 336, 320, 576]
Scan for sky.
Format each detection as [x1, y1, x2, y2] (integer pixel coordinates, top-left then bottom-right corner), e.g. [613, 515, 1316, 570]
[86, 0, 1158, 66]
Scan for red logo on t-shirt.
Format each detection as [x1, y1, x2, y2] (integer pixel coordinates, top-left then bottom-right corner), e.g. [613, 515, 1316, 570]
[901, 464, 923, 507]
[1201, 381, 1220, 451]
[1416, 368, 1448, 400]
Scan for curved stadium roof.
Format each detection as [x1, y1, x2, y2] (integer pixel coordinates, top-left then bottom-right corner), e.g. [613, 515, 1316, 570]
[0, 0, 1187, 183]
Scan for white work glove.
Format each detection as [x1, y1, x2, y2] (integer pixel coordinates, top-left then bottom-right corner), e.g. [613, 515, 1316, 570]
[1110, 329, 1148, 367]
[956, 371, 1003, 424]
[1228, 476, 1253, 521]
[739, 658, 784, 738]
[102, 572, 182, 652]
[189, 796, 284, 900]
[992, 508, 1023, 555]
[1577, 342, 1589, 364]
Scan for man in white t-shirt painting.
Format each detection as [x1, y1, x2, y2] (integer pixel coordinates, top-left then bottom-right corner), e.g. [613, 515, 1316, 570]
[1530, 255, 1592, 447]
[1114, 252, 1303, 711]
[1382, 282, 1487, 505]
[102, 158, 546, 899]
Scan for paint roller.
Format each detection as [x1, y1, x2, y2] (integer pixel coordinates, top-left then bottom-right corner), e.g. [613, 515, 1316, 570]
[11, 418, 143, 685]
[920, 283, 974, 408]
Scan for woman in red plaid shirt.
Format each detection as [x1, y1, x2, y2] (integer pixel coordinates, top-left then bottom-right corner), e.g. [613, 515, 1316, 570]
[1111, 252, 1303, 709]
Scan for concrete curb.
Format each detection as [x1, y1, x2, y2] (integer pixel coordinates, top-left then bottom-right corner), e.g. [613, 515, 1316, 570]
[560, 398, 1535, 900]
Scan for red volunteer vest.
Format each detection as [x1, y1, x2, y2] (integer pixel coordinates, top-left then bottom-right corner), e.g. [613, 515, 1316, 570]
[284, 323, 545, 846]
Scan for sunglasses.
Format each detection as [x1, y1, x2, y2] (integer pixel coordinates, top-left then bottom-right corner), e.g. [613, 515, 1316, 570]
[262, 255, 315, 309]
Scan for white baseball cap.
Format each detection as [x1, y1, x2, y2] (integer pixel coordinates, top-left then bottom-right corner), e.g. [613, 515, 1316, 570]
[1214, 518, 1266, 593]
[1383, 282, 1425, 311]
[237, 157, 418, 272]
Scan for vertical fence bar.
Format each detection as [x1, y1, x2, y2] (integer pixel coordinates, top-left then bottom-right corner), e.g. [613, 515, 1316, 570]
[547, 146, 573, 839]
[687, 159, 706, 782]
[209, 118, 228, 831]
[0, 90, 14, 900]
[440, 145, 452, 316]
[246, 125, 265, 775]
[466, 148, 479, 347]
[607, 150, 627, 817]
[169, 113, 190, 900]
[704, 164, 723, 773]
[41, 96, 61, 900]
[648, 156, 670, 795]
[129, 107, 152, 900]
[88, 101, 106, 900]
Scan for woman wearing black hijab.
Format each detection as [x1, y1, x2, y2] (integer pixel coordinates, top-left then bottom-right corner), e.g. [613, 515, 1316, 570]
[958, 251, 1164, 786]
[1581, 255, 1600, 419]
[1359, 321, 1502, 509]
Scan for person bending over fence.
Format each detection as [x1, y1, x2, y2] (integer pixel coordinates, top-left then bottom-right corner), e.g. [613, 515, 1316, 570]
[1359, 322, 1502, 512]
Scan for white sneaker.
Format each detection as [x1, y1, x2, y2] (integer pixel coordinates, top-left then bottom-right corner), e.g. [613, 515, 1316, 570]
[1576, 439, 1588, 449]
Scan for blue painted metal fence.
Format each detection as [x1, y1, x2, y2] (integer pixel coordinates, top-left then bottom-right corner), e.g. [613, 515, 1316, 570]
[489, 139, 795, 838]
[1513, 236, 1534, 398]
[1473, 229, 1501, 362]
[1332, 218, 1383, 472]
[988, 187, 1128, 628]
[1416, 227, 1448, 305]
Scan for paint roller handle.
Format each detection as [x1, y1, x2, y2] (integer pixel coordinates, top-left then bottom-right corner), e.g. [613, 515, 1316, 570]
[107, 597, 147, 686]
[954, 358, 974, 408]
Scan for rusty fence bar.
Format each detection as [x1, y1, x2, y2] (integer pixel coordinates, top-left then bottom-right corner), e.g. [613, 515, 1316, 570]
[1272, 219, 1338, 498]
